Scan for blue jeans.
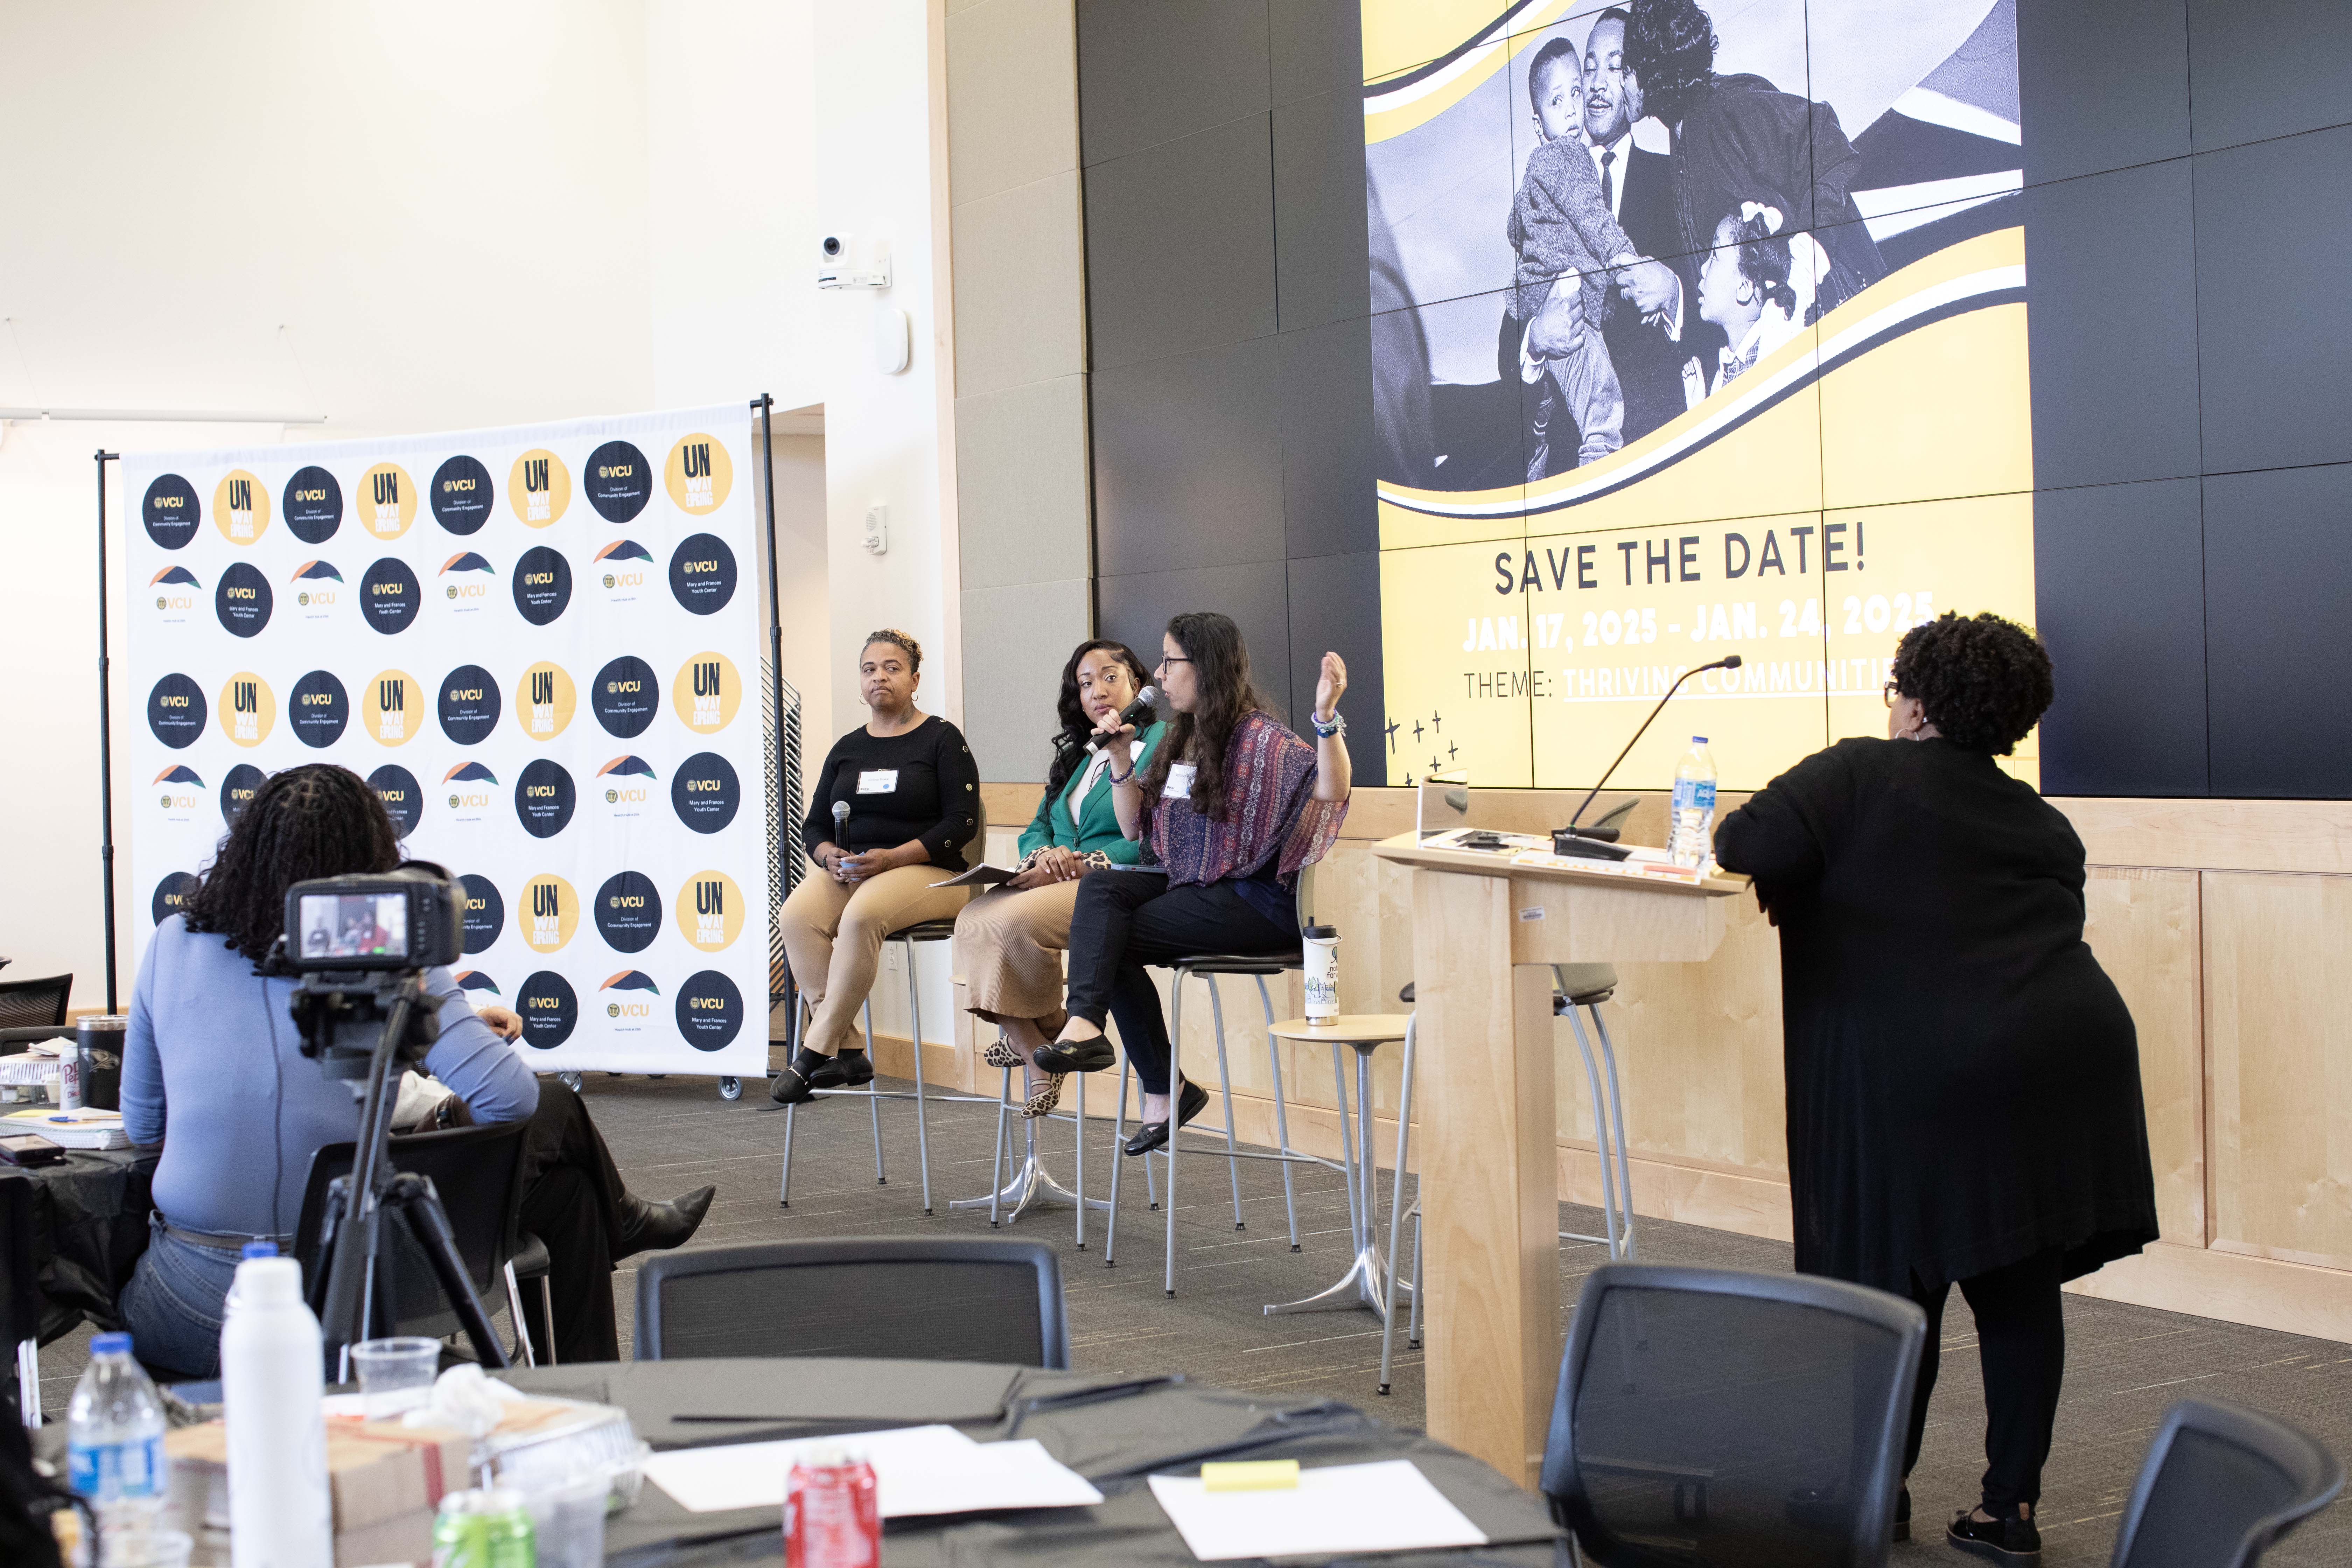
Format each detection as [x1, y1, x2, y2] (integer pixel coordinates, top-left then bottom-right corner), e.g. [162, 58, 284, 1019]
[118, 1215, 248, 1380]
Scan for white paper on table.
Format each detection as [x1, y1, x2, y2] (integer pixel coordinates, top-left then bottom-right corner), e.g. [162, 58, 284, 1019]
[642, 1427, 1101, 1518]
[1147, 1459, 1489, 1561]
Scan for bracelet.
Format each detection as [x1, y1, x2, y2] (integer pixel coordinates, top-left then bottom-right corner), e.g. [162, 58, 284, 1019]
[1107, 762, 1136, 784]
[1310, 710, 1345, 739]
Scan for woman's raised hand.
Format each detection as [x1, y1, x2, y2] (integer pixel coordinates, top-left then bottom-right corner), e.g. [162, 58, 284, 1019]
[1315, 651, 1349, 721]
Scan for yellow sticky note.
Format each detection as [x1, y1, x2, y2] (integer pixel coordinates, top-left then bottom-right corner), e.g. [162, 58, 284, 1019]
[1200, 1460, 1301, 1492]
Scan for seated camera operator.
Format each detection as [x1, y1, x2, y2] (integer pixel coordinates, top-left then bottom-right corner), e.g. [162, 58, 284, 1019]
[119, 763, 713, 1375]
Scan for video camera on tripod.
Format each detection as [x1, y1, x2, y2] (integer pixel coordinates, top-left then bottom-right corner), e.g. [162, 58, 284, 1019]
[272, 864, 512, 1373]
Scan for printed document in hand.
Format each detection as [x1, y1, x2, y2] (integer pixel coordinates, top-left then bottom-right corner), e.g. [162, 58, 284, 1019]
[1148, 1458, 1488, 1560]
[643, 1424, 1102, 1517]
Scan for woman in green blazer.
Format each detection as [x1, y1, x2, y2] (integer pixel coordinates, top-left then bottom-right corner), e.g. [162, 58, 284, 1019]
[957, 639, 1165, 1115]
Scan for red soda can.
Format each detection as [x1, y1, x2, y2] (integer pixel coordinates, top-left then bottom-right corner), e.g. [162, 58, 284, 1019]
[783, 1445, 880, 1568]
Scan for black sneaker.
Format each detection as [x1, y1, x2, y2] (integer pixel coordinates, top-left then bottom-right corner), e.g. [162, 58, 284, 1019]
[808, 1049, 874, 1089]
[1947, 1508, 2040, 1566]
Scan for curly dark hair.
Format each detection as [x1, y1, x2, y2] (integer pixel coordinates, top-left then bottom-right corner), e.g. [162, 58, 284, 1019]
[1889, 611, 2054, 756]
[1044, 639, 1153, 799]
[182, 764, 401, 960]
[1139, 612, 1278, 823]
[1624, 0, 1717, 127]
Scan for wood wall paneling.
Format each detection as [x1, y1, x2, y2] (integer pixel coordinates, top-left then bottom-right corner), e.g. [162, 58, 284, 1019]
[2081, 867, 2204, 1244]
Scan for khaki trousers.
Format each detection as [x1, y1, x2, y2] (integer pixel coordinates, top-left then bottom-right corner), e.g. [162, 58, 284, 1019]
[955, 879, 1082, 1025]
[780, 864, 972, 1056]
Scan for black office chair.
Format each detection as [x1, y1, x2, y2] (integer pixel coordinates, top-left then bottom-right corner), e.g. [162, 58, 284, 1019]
[0, 1178, 39, 1427]
[2110, 1397, 2343, 1568]
[293, 1121, 553, 1366]
[634, 1237, 1068, 1368]
[0, 977, 70, 1031]
[1542, 1262, 1927, 1567]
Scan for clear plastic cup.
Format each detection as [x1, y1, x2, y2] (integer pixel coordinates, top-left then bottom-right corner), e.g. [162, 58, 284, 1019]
[99, 1530, 195, 1568]
[350, 1336, 441, 1418]
[524, 1470, 610, 1568]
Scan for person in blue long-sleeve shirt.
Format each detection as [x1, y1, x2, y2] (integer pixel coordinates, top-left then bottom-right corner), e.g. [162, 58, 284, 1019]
[119, 764, 711, 1375]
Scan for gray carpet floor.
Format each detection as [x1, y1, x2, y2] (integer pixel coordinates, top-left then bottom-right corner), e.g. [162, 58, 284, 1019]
[42, 1072, 2352, 1565]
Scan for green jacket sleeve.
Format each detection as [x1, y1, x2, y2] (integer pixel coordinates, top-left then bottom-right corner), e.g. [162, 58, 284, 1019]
[1016, 766, 1061, 860]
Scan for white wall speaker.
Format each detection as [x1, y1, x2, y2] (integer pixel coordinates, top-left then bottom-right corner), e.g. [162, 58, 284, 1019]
[873, 306, 910, 374]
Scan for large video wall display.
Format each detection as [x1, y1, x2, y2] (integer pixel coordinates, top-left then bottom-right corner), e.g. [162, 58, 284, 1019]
[122, 406, 771, 1078]
[1364, 0, 2032, 789]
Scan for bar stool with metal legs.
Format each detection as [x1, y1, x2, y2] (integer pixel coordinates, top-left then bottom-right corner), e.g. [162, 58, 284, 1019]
[955, 1056, 1107, 1245]
[776, 919, 995, 1215]
[1376, 962, 1633, 1394]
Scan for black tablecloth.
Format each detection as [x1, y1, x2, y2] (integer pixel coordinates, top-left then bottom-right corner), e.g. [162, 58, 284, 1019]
[2, 1148, 158, 1343]
[505, 1359, 1568, 1567]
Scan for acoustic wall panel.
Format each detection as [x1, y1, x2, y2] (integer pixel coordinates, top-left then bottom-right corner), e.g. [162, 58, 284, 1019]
[1083, 114, 1278, 371]
[2202, 462, 2352, 796]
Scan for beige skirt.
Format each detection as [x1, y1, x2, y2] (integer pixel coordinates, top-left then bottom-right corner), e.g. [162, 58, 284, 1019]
[954, 877, 1083, 1022]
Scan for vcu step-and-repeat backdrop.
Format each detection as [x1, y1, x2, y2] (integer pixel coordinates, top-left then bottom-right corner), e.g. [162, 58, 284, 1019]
[123, 405, 770, 1078]
[1364, 0, 2036, 789]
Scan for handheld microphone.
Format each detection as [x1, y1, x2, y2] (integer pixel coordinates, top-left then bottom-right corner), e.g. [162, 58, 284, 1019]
[831, 799, 852, 873]
[1089, 685, 1159, 749]
[1553, 654, 1742, 862]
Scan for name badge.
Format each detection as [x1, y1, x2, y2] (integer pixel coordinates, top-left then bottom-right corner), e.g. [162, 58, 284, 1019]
[856, 769, 899, 794]
[1164, 763, 1196, 800]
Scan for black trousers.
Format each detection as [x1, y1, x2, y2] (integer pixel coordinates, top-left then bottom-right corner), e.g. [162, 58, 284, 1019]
[457, 1079, 624, 1364]
[1904, 1247, 2067, 1515]
[1064, 874, 1295, 1094]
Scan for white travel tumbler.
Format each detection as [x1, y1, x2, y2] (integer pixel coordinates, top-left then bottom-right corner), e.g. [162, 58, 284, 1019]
[1303, 924, 1340, 1023]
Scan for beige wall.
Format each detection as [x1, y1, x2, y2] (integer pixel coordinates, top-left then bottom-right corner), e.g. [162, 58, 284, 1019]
[941, 0, 1094, 783]
[845, 786, 2352, 1346]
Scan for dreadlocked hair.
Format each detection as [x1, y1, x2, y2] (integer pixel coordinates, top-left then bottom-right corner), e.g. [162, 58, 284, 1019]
[182, 764, 403, 960]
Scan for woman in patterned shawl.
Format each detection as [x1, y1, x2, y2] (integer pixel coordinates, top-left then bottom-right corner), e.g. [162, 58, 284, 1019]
[1034, 612, 1352, 1154]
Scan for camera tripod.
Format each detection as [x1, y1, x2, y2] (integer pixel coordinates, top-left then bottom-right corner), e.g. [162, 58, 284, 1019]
[289, 968, 511, 1375]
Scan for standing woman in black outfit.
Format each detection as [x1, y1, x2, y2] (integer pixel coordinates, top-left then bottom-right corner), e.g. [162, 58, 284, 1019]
[1714, 612, 2157, 1566]
[771, 630, 980, 1105]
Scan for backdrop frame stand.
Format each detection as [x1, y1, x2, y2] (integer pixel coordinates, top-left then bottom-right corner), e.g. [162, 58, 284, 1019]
[753, 394, 803, 1061]
[95, 449, 120, 1013]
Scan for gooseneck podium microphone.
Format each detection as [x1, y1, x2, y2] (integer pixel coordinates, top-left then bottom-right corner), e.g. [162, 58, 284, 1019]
[1552, 654, 1743, 862]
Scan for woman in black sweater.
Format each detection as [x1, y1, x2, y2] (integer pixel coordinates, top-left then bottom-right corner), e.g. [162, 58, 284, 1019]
[771, 629, 980, 1105]
[1714, 612, 2157, 1565]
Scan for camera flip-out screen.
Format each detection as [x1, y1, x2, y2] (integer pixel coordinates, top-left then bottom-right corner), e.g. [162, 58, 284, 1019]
[300, 891, 411, 962]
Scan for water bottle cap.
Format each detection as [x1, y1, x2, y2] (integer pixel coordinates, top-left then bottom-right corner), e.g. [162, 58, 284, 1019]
[90, 1332, 132, 1357]
[234, 1255, 304, 1302]
[1303, 924, 1338, 940]
[1691, 736, 1708, 745]
[241, 1241, 279, 1259]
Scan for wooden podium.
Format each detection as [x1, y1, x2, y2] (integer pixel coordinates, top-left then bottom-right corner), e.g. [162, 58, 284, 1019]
[1370, 830, 1744, 1486]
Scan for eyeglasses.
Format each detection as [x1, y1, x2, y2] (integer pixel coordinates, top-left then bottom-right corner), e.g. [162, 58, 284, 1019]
[1157, 656, 1193, 670]
[1882, 680, 1902, 707]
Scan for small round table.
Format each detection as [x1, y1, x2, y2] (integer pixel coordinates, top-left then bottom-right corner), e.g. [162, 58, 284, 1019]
[1261, 1014, 1413, 1321]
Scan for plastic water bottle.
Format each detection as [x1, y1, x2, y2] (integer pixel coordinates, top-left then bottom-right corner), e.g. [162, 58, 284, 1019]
[222, 1254, 333, 1567]
[66, 1332, 169, 1532]
[1667, 736, 1718, 869]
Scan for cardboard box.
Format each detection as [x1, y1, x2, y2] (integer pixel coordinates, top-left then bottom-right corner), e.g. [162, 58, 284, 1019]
[163, 1416, 471, 1535]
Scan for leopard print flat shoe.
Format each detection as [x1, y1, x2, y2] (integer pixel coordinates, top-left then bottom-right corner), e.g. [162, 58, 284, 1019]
[1023, 1074, 1065, 1119]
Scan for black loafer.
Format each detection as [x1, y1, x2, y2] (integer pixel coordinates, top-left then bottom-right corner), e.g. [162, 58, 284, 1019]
[1947, 1508, 2040, 1566]
[1034, 1034, 1118, 1074]
[808, 1050, 874, 1089]
[768, 1065, 814, 1105]
[1124, 1082, 1210, 1156]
